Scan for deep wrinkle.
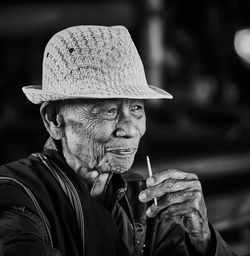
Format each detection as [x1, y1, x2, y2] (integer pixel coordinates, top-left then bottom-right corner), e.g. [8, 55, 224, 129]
[59, 98, 146, 177]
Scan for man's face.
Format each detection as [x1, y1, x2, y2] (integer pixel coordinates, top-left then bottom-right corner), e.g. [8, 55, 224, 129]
[60, 98, 146, 173]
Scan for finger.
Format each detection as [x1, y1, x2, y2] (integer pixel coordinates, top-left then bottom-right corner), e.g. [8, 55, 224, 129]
[146, 190, 197, 218]
[160, 203, 206, 235]
[85, 170, 99, 182]
[78, 170, 99, 186]
[160, 197, 205, 219]
[160, 201, 193, 219]
[90, 172, 110, 197]
[139, 180, 201, 203]
[160, 203, 209, 240]
[147, 169, 198, 187]
[146, 201, 192, 219]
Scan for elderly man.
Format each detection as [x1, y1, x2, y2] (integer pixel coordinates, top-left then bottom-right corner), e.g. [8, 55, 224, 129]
[0, 26, 236, 256]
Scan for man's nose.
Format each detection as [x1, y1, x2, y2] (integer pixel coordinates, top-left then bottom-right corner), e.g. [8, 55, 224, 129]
[115, 115, 137, 138]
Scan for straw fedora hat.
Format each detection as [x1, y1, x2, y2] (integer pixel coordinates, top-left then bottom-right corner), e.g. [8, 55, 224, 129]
[22, 25, 172, 104]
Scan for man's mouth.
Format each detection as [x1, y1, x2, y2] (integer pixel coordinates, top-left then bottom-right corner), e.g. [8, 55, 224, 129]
[106, 148, 137, 156]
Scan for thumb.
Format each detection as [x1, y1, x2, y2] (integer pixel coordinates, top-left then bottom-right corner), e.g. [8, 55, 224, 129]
[90, 172, 111, 198]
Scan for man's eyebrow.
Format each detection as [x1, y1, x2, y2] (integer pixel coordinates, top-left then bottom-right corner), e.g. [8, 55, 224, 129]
[92, 99, 119, 107]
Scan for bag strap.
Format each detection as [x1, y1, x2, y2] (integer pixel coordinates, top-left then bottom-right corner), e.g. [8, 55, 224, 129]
[0, 176, 53, 246]
[33, 152, 85, 256]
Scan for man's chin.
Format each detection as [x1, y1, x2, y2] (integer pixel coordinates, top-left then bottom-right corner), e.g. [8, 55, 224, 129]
[98, 154, 135, 173]
[112, 153, 136, 172]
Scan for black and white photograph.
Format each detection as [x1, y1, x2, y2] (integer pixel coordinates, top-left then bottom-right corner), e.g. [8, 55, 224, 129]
[0, 1, 249, 255]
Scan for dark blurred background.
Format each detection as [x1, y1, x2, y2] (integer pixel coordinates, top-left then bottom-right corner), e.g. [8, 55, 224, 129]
[0, 0, 250, 254]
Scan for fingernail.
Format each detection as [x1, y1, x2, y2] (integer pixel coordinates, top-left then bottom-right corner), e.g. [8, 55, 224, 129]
[147, 177, 155, 186]
[90, 171, 99, 179]
[139, 192, 146, 201]
[146, 208, 151, 216]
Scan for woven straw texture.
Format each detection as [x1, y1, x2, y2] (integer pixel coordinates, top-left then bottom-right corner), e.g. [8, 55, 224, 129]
[22, 25, 172, 104]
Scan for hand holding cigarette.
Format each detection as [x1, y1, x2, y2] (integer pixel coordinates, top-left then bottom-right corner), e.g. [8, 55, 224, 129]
[138, 164, 211, 254]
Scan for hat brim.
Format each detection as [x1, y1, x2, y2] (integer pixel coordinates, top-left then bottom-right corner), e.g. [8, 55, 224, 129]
[22, 85, 173, 104]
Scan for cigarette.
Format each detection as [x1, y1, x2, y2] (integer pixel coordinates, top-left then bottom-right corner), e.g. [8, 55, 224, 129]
[146, 156, 158, 206]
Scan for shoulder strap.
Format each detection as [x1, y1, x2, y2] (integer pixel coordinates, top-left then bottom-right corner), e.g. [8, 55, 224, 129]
[0, 176, 53, 247]
[33, 152, 85, 256]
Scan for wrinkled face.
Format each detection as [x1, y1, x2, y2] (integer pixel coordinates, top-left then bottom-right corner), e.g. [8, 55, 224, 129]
[60, 99, 146, 173]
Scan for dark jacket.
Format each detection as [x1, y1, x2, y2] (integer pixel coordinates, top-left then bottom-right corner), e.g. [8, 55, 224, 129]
[0, 146, 237, 256]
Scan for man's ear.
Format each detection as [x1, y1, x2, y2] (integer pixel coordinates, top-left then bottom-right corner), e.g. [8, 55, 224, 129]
[40, 102, 65, 140]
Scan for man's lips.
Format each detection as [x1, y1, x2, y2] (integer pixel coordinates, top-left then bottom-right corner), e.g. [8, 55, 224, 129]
[106, 148, 137, 155]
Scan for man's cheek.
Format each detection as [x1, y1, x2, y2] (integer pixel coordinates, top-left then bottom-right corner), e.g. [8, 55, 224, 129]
[140, 126, 146, 138]
[64, 129, 82, 153]
[138, 117, 146, 138]
[92, 126, 114, 143]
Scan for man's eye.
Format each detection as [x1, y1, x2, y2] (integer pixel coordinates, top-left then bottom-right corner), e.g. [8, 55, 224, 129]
[131, 105, 143, 111]
[130, 105, 144, 116]
[107, 108, 118, 115]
